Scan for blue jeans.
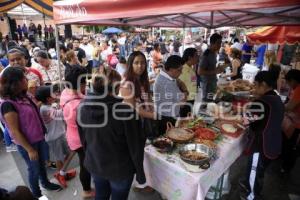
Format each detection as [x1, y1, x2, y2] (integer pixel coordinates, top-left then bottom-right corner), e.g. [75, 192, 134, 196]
[93, 174, 133, 200]
[200, 76, 217, 101]
[93, 59, 100, 68]
[3, 127, 13, 146]
[17, 140, 50, 197]
[120, 45, 126, 58]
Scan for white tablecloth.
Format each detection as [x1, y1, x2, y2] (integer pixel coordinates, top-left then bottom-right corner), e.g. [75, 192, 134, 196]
[143, 134, 247, 200]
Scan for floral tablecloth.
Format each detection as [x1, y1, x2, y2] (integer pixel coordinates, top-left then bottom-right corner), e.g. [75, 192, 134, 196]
[143, 134, 247, 200]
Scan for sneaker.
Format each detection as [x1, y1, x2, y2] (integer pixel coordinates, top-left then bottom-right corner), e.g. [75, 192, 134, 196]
[6, 144, 17, 152]
[38, 195, 49, 200]
[54, 173, 67, 188]
[133, 186, 155, 194]
[42, 182, 62, 191]
[47, 162, 57, 169]
[65, 169, 76, 181]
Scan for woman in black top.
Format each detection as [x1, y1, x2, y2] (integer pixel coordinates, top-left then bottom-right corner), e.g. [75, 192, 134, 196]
[77, 69, 146, 200]
[239, 71, 284, 200]
[64, 50, 82, 77]
[223, 48, 243, 80]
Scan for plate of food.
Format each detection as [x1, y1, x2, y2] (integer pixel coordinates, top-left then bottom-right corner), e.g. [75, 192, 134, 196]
[152, 137, 174, 153]
[179, 143, 213, 169]
[219, 79, 253, 95]
[230, 79, 254, 93]
[194, 127, 219, 141]
[187, 118, 206, 129]
[218, 121, 244, 138]
[207, 102, 233, 117]
[165, 122, 195, 143]
[193, 138, 218, 149]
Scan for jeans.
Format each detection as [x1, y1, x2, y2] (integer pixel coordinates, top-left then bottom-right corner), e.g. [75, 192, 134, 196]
[75, 147, 91, 191]
[239, 153, 271, 199]
[200, 76, 217, 102]
[17, 140, 50, 197]
[120, 45, 126, 58]
[93, 174, 133, 200]
[126, 44, 132, 57]
[93, 59, 100, 68]
[3, 127, 13, 146]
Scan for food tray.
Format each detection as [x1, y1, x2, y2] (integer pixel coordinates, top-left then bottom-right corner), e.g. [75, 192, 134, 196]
[179, 143, 213, 169]
[215, 120, 244, 138]
[165, 122, 195, 143]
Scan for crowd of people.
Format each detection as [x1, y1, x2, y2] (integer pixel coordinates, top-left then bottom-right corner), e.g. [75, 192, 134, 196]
[0, 29, 299, 200]
[14, 22, 55, 42]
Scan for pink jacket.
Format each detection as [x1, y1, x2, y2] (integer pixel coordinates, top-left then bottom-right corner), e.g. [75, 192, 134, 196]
[60, 89, 83, 151]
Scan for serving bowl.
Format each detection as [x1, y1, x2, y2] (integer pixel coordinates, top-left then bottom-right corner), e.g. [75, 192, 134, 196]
[152, 137, 174, 153]
[179, 143, 214, 169]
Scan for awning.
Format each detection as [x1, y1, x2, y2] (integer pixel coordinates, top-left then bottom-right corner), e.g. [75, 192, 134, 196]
[53, 0, 300, 27]
[0, 0, 53, 17]
[247, 26, 300, 44]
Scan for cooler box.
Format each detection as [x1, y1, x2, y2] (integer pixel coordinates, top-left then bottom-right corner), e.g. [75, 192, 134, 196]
[242, 64, 259, 83]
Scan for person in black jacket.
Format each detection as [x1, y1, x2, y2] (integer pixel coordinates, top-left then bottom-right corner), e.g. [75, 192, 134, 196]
[239, 71, 284, 200]
[77, 68, 146, 200]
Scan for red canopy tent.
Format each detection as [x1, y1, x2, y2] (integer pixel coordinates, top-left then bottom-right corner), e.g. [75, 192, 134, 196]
[53, 0, 300, 27]
[247, 26, 300, 44]
[52, 0, 300, 83]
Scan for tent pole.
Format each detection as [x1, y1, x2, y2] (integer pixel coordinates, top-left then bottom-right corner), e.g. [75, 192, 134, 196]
[159, 28, 162, 38]
[42, 7, 46, 27]
[21, 4, 26, 25]
[55, 25, 63, 84]
[151, 27, 154, 40]
[210, 11, 214, 28]
[4, 15, 12, 39]
[182, 16, 186, 53]
[182, 27, 185, 53]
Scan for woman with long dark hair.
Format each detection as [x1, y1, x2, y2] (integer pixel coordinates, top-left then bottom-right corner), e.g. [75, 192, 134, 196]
[120, 51, 155, 119]
[0, 67, 61, 198]
[119, 51, 155, 193]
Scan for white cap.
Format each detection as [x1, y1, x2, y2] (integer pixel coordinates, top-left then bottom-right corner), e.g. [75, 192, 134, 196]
[33, 47, 40, 53]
